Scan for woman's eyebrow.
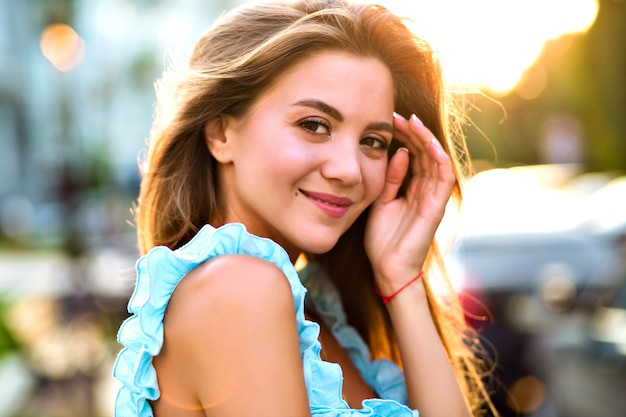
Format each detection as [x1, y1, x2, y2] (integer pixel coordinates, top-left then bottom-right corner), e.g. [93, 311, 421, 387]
[292, 99, 393, 134]
[293, 99, 344, 121]
[366, 121, 394, 135]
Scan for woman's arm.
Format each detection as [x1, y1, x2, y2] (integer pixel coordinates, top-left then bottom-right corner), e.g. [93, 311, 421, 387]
[365, 114, 471, 416]
[385, 279, 469, 416]
[151, 254, 311, 417]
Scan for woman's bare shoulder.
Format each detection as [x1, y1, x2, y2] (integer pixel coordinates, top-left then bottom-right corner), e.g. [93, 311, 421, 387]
[152, 254, 310, 416]
[173, 254, 293, 309]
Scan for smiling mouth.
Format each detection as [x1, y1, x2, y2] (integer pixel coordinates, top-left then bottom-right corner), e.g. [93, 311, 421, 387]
[299, 190, 353, 219]
[299, 190, 353, 206]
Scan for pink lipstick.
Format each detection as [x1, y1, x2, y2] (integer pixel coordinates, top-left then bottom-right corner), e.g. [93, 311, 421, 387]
[299, 190, 353, 219]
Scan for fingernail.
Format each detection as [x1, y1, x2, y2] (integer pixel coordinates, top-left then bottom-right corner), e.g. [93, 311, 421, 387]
[393, 111, 404, 119]
[411, 114, 424, 126]
[395, 146, 409, 155]
[431, 137, 443, 150]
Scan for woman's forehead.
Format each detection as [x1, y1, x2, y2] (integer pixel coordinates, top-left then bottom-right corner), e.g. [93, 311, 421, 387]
[253, 50, 394, 114]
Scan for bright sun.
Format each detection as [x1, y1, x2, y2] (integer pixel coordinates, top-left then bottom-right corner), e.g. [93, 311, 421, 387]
[374, 0, 599, 95]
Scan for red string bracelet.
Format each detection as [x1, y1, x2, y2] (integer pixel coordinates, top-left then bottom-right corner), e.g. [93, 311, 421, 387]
[374, 271, 424, 305]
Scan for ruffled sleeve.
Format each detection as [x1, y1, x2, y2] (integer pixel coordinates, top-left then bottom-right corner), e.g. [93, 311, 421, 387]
[112, 223, 417, 416]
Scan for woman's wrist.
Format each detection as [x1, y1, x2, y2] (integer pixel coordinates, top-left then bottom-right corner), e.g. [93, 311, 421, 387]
[373, 271, 424, 304]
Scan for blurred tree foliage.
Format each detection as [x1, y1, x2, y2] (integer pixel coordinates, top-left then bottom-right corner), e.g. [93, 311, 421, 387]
[466, 0, 626, 172]
[0, 300, 19, 356]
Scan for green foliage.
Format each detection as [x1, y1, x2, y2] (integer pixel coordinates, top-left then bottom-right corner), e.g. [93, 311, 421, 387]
[0, 299, 19, 356]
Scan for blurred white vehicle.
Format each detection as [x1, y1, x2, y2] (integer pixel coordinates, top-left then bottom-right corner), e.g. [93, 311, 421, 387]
[447, 166, 624, 298]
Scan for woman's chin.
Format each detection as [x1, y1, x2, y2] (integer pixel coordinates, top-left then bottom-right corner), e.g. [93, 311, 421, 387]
[297, 238, 340, 256]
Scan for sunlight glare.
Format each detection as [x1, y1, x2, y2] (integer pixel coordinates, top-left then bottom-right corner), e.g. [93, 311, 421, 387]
[375, 0, 599, 94]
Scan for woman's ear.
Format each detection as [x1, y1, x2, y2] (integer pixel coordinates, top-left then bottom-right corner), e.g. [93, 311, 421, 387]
[204, 116, 233, 163]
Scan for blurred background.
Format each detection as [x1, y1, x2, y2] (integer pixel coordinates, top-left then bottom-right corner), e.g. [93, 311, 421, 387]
[0, 0, 624, 416]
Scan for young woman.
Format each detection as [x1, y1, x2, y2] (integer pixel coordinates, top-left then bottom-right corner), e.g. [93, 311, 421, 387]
[113, 1, 496, 416]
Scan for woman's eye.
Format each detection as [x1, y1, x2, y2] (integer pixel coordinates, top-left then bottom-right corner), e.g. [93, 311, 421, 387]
[361, 136, 389, 149]
[300, 119, 331, 135]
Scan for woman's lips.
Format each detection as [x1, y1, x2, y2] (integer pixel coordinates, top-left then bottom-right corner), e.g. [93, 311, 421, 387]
[299, 190, 353, 219]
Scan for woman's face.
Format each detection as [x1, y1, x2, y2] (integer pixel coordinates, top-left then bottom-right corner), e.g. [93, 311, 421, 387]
[210, 50, 395, 259]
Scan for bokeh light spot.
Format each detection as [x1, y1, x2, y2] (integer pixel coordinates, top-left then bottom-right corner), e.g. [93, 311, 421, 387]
[516, 64, 548, 100]
[542, 275, 577, 312]
[507, 375, 546, 414]
[40, 23, 85, 72]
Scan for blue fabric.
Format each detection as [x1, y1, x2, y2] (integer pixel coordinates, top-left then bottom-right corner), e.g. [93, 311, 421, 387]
[112, 223, 418, 416]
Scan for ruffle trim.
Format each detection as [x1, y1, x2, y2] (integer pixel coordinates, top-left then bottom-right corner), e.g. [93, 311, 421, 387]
[112, 223, 417, 416]
[300, 263, 411, 406]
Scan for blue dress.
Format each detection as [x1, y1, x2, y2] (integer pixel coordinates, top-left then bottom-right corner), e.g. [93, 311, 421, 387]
[112, 223, 418, 416]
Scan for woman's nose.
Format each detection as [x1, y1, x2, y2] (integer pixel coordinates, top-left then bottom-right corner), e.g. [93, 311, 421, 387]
[319, 136, 362, 186]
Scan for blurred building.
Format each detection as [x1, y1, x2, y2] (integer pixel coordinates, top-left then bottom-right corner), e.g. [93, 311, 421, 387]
[0, 0, 240, 246]
[1, 3, 244, 416]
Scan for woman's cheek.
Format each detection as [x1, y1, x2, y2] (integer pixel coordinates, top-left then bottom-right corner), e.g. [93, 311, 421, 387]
[368, 160, 389, 202]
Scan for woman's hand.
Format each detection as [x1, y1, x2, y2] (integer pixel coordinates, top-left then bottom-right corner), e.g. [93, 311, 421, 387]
[364, 113, 455, 295]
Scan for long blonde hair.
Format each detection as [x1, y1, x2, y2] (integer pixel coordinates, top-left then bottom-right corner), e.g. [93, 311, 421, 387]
[136, 0, 495, 414]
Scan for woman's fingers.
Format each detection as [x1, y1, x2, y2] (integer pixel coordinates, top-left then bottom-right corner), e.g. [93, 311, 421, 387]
[392, 113, 420, 156]
[377, 147, 410, 205]
[393, 114, 436, 178]
[409, 115, 435, 179]
[428, 137, 456, 205]
[394, 115, 432, 171]
[392, 113, 455, 204]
